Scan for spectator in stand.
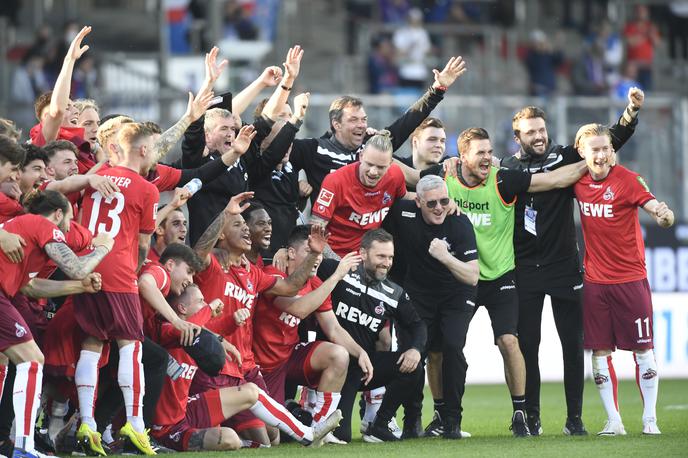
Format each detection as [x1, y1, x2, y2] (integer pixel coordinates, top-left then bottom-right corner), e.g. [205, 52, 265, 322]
[588, 20, 624, 87]
[11, 54, 49, 107]
[668, 2, 688, 74]
[368, 34, 399, 94]
[524, 29, 564, 97]
[571, 42, 608, 96]
[613, 62, 643, 101]
[379, 0, 411, 24]
[72, 55, 98, 99]
[623, 4, 660, 91]
[223, 0, 259, 40]
[393, 8, 432, 91]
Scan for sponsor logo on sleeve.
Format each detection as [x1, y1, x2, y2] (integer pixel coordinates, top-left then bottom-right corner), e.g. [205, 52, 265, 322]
[316, 188, 334, 208]
[52, 229, 66, 243]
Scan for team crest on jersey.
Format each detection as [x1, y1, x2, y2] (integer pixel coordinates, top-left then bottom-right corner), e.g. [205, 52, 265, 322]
[246, 279, 254, 292]
[15, 322, 27, 338]
[316, 188, 334, 207]
[52, 229, 66, 243]
[382, 192, 391, 205]
[603, 186, 614, 201]
[375, 303, 385, 315]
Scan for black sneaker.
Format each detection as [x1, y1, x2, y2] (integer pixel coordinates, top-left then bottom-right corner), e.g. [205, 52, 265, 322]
[149, 436, 176, 454]
[0, 440, 14, 457]
[286, 399, 313, 427]
[563, 416, 589, 436]
[402, 417, 423, 439]
[363, 418, 402, 443]
[527, 415, 543, 436]
[510, 410, 531, 437]
[423, 410, 444, 437]
[442, 418, 463, 440]
[34, 427, 56, 454]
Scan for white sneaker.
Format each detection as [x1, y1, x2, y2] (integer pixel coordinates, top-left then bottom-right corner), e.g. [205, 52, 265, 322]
[642, 418, 661, 435]
[460, 430, 472, 438]
[360, 418, 401, 439]
[597, 419, 627, 436]
[322, 432, 347, 444]
[309, 409, 343, 448]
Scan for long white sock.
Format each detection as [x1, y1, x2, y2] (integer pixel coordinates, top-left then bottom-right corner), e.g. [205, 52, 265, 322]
[249, 387, 313, 443]
[634, 351, 659, 420]
[592, 355, 621, 422]
[75, 350, 101, 430]
[118, 341, 145, 433]
[312, 391, 341, 424]
[14, 361, 43, 452]
[362, 387, 385, 424]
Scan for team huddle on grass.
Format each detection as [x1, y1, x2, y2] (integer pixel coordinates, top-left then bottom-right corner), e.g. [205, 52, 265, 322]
[0, 25, 674, 458]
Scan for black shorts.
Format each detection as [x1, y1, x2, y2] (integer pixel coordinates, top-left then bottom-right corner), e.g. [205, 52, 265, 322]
[410, 292, 475, 353]
[476, 270, 518, 342]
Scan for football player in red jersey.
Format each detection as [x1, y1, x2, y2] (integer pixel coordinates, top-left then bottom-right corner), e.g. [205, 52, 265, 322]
[73, 122, 161, 456]
[253, 225, 372, 444]
[192, 190, 334, 446]
[0, 136, 26, 263]
[573, 124, 674, 437]
[0, 190, 111, 458]
[310, 131, 410, 259]
[150, 284, 342, 451]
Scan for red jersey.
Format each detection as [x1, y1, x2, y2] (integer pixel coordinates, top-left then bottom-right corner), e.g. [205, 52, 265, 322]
[152, 306, 212, 427]
[79, 166, 159, 293]
[139, 261, 171, 340]
[311, 162, 406, 256]
[194, 255, 277, 377]
[574, 165, 655, 284]
[253, 267, 332, 372]
[0, 193, 24, 224]
[0, 214, 66, 297]
[147, 246, 162, 264]
[100, 163, 181, 192]
[29, 123, 94, 174]
[38, 181, 82, 218]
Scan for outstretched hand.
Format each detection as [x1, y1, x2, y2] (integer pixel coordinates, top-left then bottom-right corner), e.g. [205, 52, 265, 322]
[204, 46, 229, 85]
[432, 56, 467, 89]
[283, 45, 304, 80]
[185, 88, 216, 122]
[225, 191, 254, 215]
[628, 87, 644, 110]
[260, 66, 283, 87]
[67, 26, 92, 61]
[307, 225, 329, 255]
[232, 125, 257, 155]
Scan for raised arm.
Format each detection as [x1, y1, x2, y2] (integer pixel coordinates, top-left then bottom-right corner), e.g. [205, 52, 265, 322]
[272, 252, 361, 318]
[528, 161, 587, 193]
[428, 238, 479, 286]
[43, 26, 92, 142]
[307, 214, 340, 260]
[267, 225, 328, 296]
[155, 188, 191, 230]
[262, 46, 304, 121]
[46, 174, 120, 197]
[642, 199, 675, 228]
[232, 66, 283, 116]
[43, 233, 113, 279]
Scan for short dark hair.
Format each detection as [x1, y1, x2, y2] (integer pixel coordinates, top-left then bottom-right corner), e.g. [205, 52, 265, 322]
[287, 224, 311, 248]
[0, 135, 26, 165]
[21, 144, 48, 168]
[159, 243, 204, 273]
[457, 127, 490, 155]
[242, 201, 268, 224]
[411, 117, 444, 140]
[512, 106, 546, 136]
[360, 228, 394, 250]
[43, 140, 78, 161]
[26, 190, 70, 216]
[156, 204, 185, 228]
[329, 95, 364, 132]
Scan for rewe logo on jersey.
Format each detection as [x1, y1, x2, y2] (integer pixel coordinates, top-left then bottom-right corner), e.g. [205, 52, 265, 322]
[335, 302, 382, 332]
[278, 311, 301, 328]
[224, 282, 256, 308]
[465, 212, 492, 226]
[348, 207, 390, 226]
[578, 200, 614, 218]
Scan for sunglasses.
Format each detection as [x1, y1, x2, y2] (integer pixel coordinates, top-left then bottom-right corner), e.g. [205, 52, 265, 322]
[423, 198, 451, 209]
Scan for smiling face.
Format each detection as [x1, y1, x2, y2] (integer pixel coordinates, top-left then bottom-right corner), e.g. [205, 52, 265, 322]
[20, 159, 48, 194]
[578, 134, 614, 180]
[460, 138, 493, 184]
[47, 148, 79, 180]
[358, 145, 392, 188]
[515, 117, 549, 157]
[416, 185, 450, 226]
[78, 107, 100, 149]
[157, 210, 187, 247]
[220, 213, 252, 254]
[333, 105, 368, 150]
[0, 160, 22, 184]
[246, 209, 272, 251]
[288, 239, 323, 277]
[413, 126, 446, 166]
[166, 259, 194, 295]
[360, 240, 394, 281]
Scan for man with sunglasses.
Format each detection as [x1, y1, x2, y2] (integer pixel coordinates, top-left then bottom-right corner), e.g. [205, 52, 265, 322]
[421, 127, 587, 436]
[383, 175, 479, 439]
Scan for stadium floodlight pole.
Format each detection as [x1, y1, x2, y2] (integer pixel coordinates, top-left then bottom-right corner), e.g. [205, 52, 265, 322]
[157, 0, 172, 127]
[208, 0, 223, 49]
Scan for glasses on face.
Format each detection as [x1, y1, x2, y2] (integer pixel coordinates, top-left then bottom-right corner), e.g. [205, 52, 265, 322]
[423, 198, 451, 209]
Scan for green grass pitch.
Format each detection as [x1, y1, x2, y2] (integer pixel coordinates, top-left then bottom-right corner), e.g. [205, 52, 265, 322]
[113, 378, 688, 457]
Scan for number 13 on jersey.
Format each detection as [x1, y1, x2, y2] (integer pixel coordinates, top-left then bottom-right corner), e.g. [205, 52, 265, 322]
[87, 191, 126, 237]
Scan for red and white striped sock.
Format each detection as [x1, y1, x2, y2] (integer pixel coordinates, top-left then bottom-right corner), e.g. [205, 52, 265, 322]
[592, 355, 621, 421]
[249, 387, 313, 443]
[362, 387, 385, 424]
[75, 350, 101, 430]
[13, 361, 43, 452]
[118, 341, 145, 433]
[0, 364, 7, 400]
[312, 391, 341, 424]
[634, 351, 659, 420]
